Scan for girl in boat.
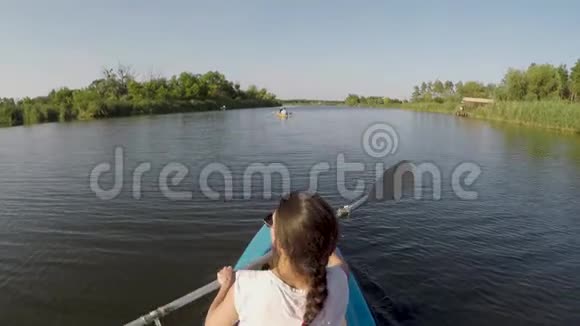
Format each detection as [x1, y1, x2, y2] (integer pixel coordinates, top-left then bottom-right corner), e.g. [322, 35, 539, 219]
[205, 192, 349, 325]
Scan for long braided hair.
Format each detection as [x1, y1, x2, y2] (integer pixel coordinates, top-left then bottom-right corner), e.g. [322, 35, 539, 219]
[272, 192, 339, 325]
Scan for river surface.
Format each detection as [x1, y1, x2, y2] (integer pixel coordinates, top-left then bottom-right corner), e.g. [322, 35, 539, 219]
[1, 106, 579, 326]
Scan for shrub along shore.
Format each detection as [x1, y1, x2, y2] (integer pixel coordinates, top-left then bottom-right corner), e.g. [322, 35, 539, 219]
[345, 59, 580, 133]
[342, 100, 580, 133]
[398, 101, 580, 133]
[0, 67, 280, 127]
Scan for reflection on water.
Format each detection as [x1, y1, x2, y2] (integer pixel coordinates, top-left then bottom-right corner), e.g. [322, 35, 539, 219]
[490, 120, 580, 164]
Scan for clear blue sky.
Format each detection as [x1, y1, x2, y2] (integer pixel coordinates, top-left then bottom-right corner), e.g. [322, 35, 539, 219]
[1, 0, 579, 100]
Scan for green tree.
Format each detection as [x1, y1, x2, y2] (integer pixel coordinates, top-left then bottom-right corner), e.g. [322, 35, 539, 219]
[526, 64, 561, 100]
[0, 66, 278, 127]
[455, 81, 464, 97]
[503, 68, 528, 100]
[420, 82, 427, 94]
[485, 83, 498, 98]
[127, 80, 146, 101]
[48, 88, 76, 121]
[0, 98, 22, 126]
[458, 81, 487, 98]
[115, 64, 135, 98]
[494, 84, 508, 101]
[556, 64, 570, 100]
[258, 88, 276, 101]
[432, 80, 445, 97]
[411, 86, 421, 101]
[444, 80, 454, 96]
[345, 94, 360, 106]
[246, 85, 259, 99]
[570, 59, 580, 101]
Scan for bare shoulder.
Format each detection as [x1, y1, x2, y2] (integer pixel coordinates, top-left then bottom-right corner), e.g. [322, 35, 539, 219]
[327, 265, 349, 282]
[328, 251, 350, 278]
[326, 266, 350, 302]
[236, 269, 271, 282]
[234, 270, 272, 304]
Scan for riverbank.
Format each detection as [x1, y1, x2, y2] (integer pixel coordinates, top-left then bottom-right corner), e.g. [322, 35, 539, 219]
[0, 98, 280, 127]
[345, 101, 580, 133]
[344, 59, 580, 133]
[0, 69, 281, 128]
[399, 101, 580, 133]
[281, 99, 343, 106]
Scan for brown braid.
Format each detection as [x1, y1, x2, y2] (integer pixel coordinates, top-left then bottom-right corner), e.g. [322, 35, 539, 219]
[272, 192, 338, 325]
[303, 258, 329, 324]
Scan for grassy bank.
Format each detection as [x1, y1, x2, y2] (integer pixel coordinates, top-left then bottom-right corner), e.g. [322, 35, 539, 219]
[344, 59, 580, 133]
[343, 101, 455, 113]
[398, 102, 456, 114]
[0, 98, 280, 127]
[469, 101, 580, 133]
[281, 99, 344, 106]
[395, 101, 580, 133]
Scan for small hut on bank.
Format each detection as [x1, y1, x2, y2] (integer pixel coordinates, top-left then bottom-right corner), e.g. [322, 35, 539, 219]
[456, 97, 494, 117]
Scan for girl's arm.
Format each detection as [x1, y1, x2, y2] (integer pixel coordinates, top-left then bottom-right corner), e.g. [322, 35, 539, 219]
[328, 250, 350, 278]
[205, 267, 238, 326]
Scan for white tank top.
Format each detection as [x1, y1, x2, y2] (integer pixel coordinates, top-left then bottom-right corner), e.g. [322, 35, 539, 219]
[234, 266, 349, 326]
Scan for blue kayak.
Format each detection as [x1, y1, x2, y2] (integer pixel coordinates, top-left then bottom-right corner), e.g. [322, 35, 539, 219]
[234, 225, 376, 326]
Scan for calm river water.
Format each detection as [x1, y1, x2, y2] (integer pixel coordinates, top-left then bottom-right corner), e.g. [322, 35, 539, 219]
[1, 106, 579, 326]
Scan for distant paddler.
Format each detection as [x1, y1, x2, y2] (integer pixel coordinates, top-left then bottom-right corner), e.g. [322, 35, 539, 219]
[276, 107, 290, 118]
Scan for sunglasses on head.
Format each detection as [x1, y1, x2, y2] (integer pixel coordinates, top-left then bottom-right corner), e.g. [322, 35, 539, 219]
[263, 212, 273, 228]
[263, 194, 290, 228]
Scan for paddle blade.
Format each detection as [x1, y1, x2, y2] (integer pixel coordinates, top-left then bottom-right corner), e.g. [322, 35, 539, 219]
[367, 160, 416, 202]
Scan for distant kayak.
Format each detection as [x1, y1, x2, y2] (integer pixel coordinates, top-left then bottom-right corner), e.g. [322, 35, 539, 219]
[276, 112, 290, 119]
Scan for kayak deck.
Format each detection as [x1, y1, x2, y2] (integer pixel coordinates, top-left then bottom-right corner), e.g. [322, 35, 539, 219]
[234, 225, 376, 326]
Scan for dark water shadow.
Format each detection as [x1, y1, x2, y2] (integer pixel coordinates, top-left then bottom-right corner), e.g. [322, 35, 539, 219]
[350, 263, 420, 326]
